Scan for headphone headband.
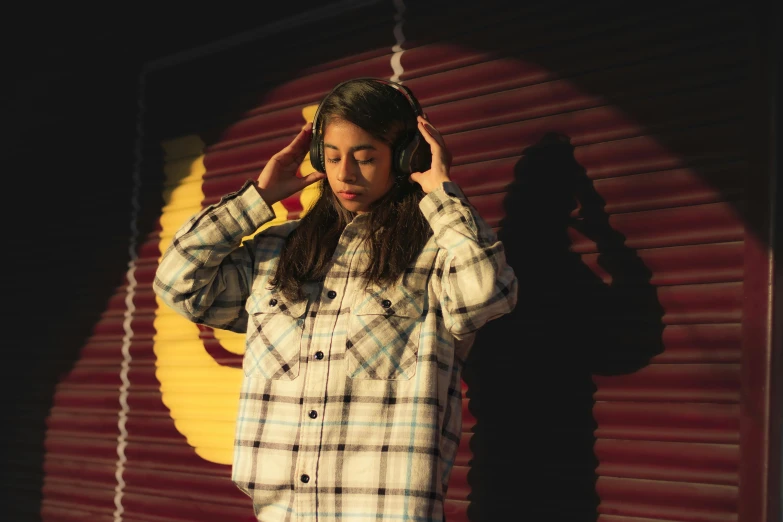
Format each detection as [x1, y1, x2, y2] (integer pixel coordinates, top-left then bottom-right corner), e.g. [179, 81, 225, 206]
[310, 77, 422, 133]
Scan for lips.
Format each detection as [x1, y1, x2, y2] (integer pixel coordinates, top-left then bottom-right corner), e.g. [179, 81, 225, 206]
[338, 191, 360, 200]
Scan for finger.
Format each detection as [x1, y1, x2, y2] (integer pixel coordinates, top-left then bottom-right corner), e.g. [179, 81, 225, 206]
[299, 170, 326, 189]
[417, 116, 444, 141]
[418, 115, 437, 129]
[291, 123, 314, 151]
[293, 121, 314, 145]
[409, 171, 422, 184]
[417, 120, 444, 150]
[278, 125, 314, 162]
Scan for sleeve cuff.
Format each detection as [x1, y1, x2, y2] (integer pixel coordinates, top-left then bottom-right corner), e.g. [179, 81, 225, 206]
[419, 181, 477, 233]
[226, 179, 277, 230]
[188, 179, 276, 237]
[419, 180, 470, 215]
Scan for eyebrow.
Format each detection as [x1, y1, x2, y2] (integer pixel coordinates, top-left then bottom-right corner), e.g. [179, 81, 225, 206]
[323, 143, 377, 152]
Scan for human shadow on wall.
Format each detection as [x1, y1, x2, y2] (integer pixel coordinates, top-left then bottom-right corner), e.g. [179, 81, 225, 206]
[462, 132, 665, 522]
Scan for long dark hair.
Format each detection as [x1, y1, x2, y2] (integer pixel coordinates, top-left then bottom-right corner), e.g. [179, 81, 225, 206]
[270, 79, 432, 301]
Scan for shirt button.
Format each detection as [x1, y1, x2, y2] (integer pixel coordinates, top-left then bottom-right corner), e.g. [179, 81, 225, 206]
[308, 410, 318, 419]
[314, 351, 324, 360]
[300, 474, 310, 483]
[269, 298, 278, 306]
[381, 299, 392, 308]
[327, 290, 337, 299]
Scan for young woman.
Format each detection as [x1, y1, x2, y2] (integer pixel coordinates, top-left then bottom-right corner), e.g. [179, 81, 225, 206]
[154, 78, 518, 521]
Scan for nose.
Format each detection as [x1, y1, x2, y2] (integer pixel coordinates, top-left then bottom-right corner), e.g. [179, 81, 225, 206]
[335, 158, 357, 183]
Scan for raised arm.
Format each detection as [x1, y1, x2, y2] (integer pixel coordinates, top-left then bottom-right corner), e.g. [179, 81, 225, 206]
[154, 122, 325, 332]
[411, 116, 518, 339]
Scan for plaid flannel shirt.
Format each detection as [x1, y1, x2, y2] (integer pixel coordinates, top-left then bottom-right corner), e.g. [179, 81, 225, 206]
[154, 180, 518, 521]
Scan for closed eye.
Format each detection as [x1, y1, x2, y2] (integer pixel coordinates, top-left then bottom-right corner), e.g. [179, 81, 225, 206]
[326, 157, 375, 165]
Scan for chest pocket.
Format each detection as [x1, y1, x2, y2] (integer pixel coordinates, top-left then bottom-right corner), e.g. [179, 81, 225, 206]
[347, 286, 426, 380]
[244, 292, 308, 380]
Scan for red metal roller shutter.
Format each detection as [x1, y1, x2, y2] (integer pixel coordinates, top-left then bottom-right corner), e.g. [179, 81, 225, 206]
[395, 1, 750, 521]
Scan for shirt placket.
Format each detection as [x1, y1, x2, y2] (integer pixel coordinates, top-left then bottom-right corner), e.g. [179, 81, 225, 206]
[295, 221, 364, 519]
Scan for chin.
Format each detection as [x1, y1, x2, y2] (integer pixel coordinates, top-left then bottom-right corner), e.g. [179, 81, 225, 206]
[340, 201, 368, 213]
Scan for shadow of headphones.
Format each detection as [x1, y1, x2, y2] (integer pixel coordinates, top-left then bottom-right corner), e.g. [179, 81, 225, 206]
[309, 77, 432, 180]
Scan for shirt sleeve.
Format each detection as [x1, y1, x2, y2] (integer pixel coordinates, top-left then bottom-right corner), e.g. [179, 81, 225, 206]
[419, 181, 518, 340]
[153, 179, 277, 333]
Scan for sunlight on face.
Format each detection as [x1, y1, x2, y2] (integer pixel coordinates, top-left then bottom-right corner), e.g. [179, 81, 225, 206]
[323, 119, 394, 213]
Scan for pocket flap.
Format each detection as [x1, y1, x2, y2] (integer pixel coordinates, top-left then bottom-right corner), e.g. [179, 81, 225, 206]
[248, 290, 309, 318]
[354, 286, 426, 318]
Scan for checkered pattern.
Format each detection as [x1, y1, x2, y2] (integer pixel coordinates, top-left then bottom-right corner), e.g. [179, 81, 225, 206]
[154, 180, 518, 521]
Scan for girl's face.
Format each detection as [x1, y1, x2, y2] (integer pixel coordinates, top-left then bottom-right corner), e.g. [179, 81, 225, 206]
[322, 118, 394, 214]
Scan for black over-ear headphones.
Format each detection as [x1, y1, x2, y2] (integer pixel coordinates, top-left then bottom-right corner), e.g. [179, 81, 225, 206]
[309, 77, 431, 178]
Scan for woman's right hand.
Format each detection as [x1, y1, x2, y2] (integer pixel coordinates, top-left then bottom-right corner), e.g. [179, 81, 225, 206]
[255, 122, 326, 204]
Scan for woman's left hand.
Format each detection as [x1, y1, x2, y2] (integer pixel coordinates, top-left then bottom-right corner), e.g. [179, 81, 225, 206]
[410, 115, 452, 194]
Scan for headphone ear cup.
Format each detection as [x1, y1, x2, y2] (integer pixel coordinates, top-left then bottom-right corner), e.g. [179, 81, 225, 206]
[410, 135, 431, 174]
[395, 132, 426, 175]
[397, 133, 431, 175]
[309, 122, 324, 173]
